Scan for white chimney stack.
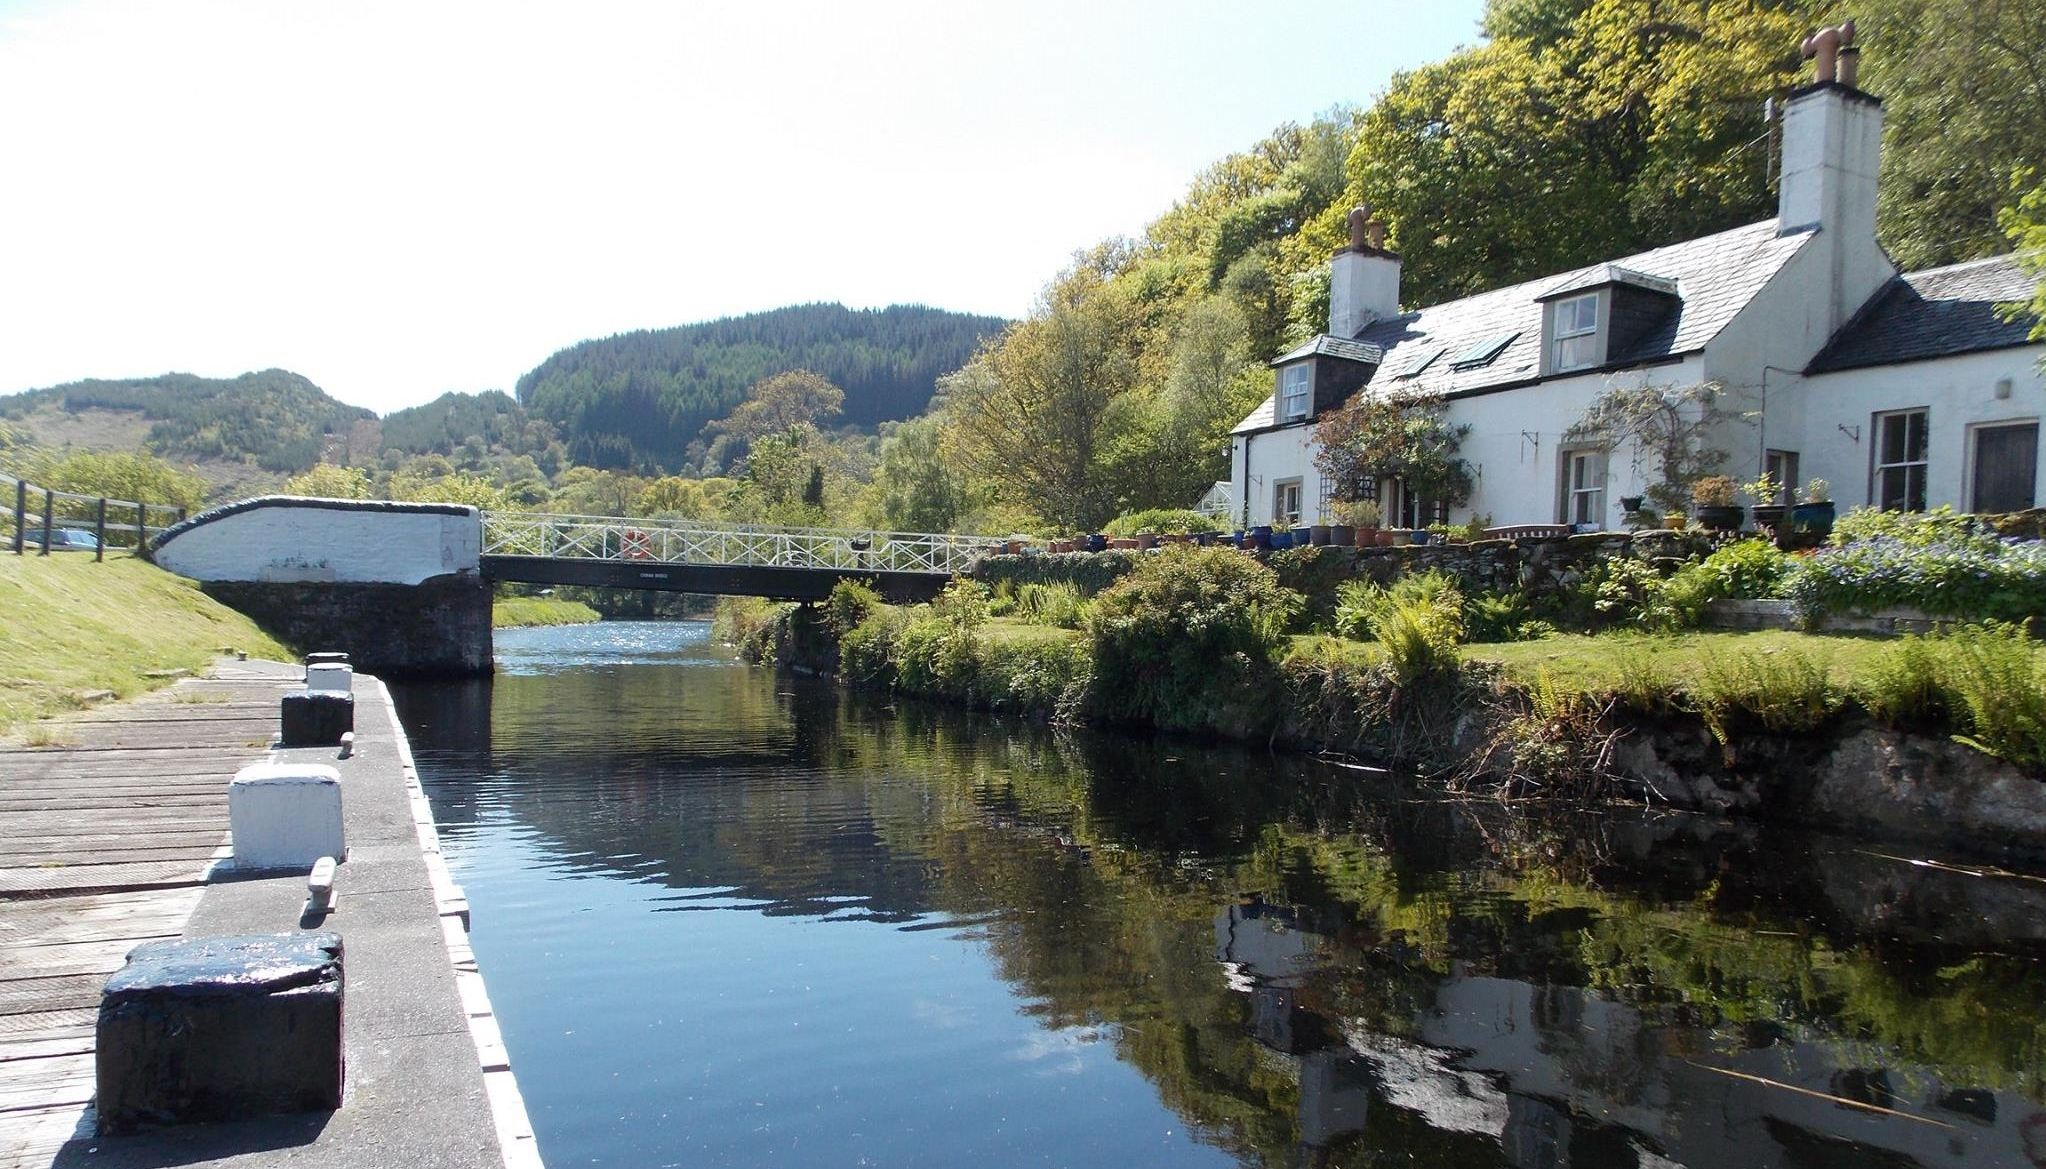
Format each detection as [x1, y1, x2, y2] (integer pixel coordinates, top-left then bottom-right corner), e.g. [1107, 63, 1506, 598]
[1329, 206, 1400, 338]
[1778, 20, 1893, 335]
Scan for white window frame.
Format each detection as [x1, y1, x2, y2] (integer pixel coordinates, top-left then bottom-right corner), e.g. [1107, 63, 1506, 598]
[1559, 448, 1607, 528]
[1280, 363, 1312, 421]
[1871, 408, 1929, 512]
[1273, 478, 1303, 525]
[1549, 293, 1601, 374]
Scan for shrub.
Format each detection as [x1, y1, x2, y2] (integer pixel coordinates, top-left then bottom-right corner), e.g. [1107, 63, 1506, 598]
[713, 597, 782, 661]
[1465, 591, 1548, 643]
[822, 579, 882, 638]
[1855, 635, 1950, 728]
[1102, 508, 1225, 537]
[973, 550, 1142, 596]
[1367, 592, 1465, 685]
[1830, 505, 1979, 548]
[970, 637, 1093, 718]
[1691, 648, 1839, 750]
[1086, 546, 1302, 731]
[1585, 557, 1690, 631]
[1937, 622, 2046, 771]
[1334, 571, 1462, 640]
[894, 615, 981, 696]
[839, 607, 912, 685]
[1012, 581, 1088, 629]
[930, 579, 991, 630]
[1787, 532, 2046, 623]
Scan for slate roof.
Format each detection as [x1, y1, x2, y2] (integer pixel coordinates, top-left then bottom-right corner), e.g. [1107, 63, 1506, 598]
[1807, 253, 2041, 373]
[1233, 219, 1816, 435]
[1536, 263, 1680, 300]
[1268, 335, 1385, 367]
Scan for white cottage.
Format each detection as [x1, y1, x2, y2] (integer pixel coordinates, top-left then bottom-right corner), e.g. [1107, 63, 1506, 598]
[1228, 29, 2043, 531]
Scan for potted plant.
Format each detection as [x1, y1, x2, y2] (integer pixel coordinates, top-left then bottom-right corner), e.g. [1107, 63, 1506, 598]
[1309, 508, 1332, 547]
[1619, 494, 1645, 513]
[1339, 499, 1381, 548]
[1744, 471, 1786, 530]
[1691, 475, 1742, 532]
[1663, 511, 1688, 531]
[1791, 478, 1835, 537]
[1251, 523, 1273, 551]
[1135, 529, 1160, 550]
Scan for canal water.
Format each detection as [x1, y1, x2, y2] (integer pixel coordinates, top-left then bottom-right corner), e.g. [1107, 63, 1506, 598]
[393, 620, 2046, 1169]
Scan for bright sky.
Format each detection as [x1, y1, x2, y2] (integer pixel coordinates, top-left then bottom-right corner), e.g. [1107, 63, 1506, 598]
[0, 1, 1483, 415]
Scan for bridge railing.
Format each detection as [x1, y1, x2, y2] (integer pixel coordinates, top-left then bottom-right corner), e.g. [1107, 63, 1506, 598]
[480, 511, 1005, 576]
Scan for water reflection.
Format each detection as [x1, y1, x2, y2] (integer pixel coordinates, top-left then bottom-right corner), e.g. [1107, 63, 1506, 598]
[395, 621, 2046, 1169]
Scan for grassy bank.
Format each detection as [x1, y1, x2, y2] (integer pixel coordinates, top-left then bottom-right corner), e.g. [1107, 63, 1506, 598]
[719, 545, 2046, 806]
[492, 596, 602, 628]
[0, 554, 291, 734]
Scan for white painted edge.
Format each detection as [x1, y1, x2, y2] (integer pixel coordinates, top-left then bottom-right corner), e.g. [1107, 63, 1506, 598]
[368, 676, 544, 1169]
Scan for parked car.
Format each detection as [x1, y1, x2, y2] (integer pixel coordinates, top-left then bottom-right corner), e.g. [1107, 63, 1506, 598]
[22, 527, 102, 551]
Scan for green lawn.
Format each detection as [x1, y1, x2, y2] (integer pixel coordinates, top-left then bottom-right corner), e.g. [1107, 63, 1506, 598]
[1290, 628, 2042, 696]
[493, 596, 602, 628]
[981, 616, 1085, 645]
[0, 553, 291, 734]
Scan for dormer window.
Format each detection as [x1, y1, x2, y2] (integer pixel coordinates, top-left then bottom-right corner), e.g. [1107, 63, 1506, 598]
[1550, 293, 1601, 373]
[1280, 363, 1311, 421]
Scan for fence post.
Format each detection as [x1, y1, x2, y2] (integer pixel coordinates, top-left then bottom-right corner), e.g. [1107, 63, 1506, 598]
[40, 489, 53, 557]
[135, 501, 149, 561]
[11, 479, 22, 555]
[95, 497, 107, 562]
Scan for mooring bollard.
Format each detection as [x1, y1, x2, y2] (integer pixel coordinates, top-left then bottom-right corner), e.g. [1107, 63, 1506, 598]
[228, 763, 345, 871]
[303, 651, 350, 679]
[281, 689, 354, 747]
[305, 663, 353, 694]
[96, 932, 344, 1134]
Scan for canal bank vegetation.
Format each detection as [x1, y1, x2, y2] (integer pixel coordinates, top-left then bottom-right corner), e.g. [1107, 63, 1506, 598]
[722, 533, 2046, 841]
[491, 594, 602, 629]
[0, 553, 289, 734]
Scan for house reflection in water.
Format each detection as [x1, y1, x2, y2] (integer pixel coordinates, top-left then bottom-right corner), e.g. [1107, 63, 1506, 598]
[1215, 895, 2046, 1168]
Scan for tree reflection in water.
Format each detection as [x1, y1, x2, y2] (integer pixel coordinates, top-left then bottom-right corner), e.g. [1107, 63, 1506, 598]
[397, 621, 2046, 1169]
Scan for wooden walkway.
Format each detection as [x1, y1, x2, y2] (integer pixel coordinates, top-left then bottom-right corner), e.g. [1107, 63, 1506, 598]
[0, 661, 291, 1168]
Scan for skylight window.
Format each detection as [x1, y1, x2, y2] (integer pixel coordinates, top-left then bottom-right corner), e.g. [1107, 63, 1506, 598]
[1449, 331, 1519, 371]
[1393, 346, 1446, 380]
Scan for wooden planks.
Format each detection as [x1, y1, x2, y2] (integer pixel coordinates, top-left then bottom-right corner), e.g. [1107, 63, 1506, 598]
[0, 667, 290, 1168]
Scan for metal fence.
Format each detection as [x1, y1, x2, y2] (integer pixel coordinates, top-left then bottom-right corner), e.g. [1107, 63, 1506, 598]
[481, 511, 1005, 576]
[2, 473, 188, 561]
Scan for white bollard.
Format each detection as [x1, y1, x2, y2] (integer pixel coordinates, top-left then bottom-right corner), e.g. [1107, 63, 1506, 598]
[305, 664, 353, 695]
[228, 764, 345, 871]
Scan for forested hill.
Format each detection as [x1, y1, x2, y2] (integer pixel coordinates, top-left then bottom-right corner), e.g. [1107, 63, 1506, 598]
[515, 302, 1007, 471]
[0, 370, 372, 474]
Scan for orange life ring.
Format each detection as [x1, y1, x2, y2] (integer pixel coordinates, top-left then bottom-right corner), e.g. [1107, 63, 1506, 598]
[620, 529, 651, 560]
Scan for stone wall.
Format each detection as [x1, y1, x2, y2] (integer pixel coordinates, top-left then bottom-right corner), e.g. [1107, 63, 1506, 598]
[201, 573, 493, 678]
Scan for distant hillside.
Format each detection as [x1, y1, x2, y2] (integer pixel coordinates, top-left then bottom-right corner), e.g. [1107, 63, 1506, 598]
[378, 390, 556, 459]
[515, 303, 1007, 471]
[0, 370, 372, 475]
